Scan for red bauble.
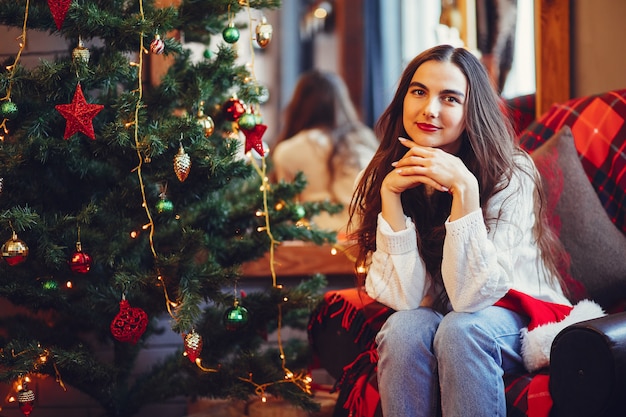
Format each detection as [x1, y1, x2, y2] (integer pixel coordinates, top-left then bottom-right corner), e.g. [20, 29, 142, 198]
[69, 244, 92, 274]
[183, 330, 203, 363]
[55, 83, 104, 140]
[110, 299, 148, 344]
[47, 0, 72, 31]
[222, 97, 246, 121]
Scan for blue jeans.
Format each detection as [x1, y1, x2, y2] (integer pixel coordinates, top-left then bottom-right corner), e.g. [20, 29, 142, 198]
[375, 306, 528, 417]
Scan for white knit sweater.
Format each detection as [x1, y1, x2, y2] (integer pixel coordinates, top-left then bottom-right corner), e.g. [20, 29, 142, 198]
[365, 154, 572, 313]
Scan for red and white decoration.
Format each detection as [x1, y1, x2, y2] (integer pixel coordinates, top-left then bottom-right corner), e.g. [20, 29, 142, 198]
[495, 289, 606, 372]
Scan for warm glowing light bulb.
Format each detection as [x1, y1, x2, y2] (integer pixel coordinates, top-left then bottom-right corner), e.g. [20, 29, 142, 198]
[314, 7, 328, 18]
[330, 247, 338, 255]
[66, 281, 73, 288]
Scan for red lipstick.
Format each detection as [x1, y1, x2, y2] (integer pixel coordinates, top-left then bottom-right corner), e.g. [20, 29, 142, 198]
[417, 122, 440, 132]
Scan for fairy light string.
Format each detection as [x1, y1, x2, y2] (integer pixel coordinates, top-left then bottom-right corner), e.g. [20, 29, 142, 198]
[0, 0, 29, 140]
[129, 0, 181, 320]
[131, 0, 158, 261]
[236, 0, 312, 399]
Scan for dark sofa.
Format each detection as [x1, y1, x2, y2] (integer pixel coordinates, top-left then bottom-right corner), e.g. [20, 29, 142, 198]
[309, 89, 626, 417]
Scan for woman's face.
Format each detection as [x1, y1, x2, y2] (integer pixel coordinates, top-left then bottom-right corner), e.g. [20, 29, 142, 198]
[402, 60, 468, 154]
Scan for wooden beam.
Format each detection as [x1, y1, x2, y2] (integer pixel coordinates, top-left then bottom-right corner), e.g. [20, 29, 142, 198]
[535, 0, 570, 117]
[457, 0, 477, 51]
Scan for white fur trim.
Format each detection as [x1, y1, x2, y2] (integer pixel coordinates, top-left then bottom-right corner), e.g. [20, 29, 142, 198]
[520, 300, 606, 372]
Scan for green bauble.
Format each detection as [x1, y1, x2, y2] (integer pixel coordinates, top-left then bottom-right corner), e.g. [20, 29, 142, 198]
[0, 101, 18, 120]
[223, 304, 249, 331]
[222, 25, 240, 44]
[237, 113, 256, 130]
[156, 198, 174, 214]
[42, 279, 59, 290]
[203, 49, 212, 59]
[292, 204, 306, 221]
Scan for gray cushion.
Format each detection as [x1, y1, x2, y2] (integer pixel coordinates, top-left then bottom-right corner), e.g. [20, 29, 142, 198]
[531, 125, 626, 309]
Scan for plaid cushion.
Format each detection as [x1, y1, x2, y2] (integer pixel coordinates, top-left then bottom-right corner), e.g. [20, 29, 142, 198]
[505, 94, 537, 135]
[518, 90, 626, 233]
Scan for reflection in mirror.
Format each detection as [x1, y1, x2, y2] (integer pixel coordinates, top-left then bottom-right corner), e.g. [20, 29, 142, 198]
[402, 0, 534, 99]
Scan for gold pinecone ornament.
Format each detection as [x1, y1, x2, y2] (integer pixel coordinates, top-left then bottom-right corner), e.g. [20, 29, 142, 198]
[173, 142, 191, 182]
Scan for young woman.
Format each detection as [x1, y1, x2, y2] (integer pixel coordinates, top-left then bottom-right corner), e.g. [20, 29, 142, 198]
[272, 70, 379, 237]
[348, 44, 572, 416]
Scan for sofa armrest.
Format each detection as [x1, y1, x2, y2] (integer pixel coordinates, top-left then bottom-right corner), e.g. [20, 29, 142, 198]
[549, 311, 626, 417]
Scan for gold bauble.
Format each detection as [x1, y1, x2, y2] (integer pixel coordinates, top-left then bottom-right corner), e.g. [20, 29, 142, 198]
[255, 16, 273, 48]
[2, 231, 29, 266]
[72, 46, 90, 63]
[197, 109, 215, 137]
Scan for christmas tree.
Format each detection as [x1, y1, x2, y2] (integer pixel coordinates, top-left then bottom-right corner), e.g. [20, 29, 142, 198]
[0, 1, 340, 416]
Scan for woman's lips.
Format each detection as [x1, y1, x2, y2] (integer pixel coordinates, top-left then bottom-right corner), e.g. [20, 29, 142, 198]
[416, 122, 440, 132]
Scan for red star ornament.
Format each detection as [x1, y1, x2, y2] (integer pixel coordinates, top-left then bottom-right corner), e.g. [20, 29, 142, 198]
[55, 83, 104, 140]
[242, 123, 267, 157]
[48, 0, 72, 31]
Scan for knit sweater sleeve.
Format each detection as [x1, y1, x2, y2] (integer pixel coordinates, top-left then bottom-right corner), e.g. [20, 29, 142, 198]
[364, 213, 429, 310]
[442, 155, 540, 312]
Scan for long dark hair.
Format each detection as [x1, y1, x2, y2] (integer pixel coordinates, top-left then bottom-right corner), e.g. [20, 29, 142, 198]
[274, 70, 377, 183]
[349, 45, 567, 309]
